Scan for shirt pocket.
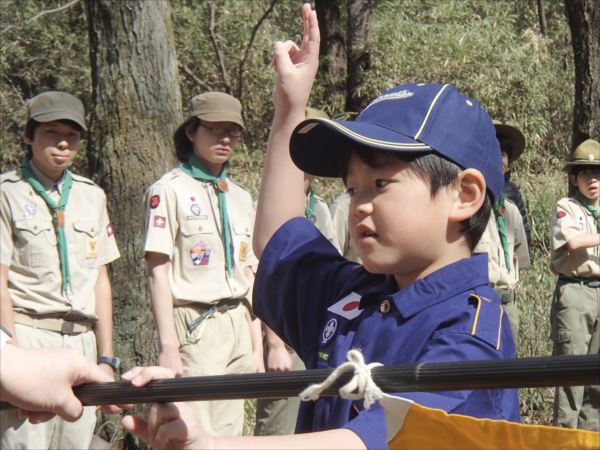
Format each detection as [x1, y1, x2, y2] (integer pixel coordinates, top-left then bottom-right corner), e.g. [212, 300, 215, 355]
[14, 218, 56, 267]
[180, 219, 217, 268]
[72, 221, 100, 267]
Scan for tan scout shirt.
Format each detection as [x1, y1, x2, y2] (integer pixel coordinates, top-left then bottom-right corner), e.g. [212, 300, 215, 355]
[330, 192, 361, 263]
[308, 193, 339, 251]
[143, 168, 257, 305]
[0, 166, 120, 319]
[474, 199, 530, 291]
[550, 196, 600, 278]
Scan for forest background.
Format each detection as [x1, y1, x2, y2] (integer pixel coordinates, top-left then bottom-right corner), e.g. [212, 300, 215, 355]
[0, 0, 597, 447]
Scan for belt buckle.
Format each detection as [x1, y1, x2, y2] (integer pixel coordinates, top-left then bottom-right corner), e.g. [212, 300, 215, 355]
[61, 321, 74, 334]
[589, 281, 600, 288]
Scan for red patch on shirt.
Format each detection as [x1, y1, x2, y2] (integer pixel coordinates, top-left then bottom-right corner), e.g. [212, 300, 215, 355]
[342, 301, 360, 312]
[107, 223, 114, 237]
[150, 195, 160, 209]
[556, 210, 566, 219]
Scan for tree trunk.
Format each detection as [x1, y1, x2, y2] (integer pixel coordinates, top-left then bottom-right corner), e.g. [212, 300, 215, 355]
[315, 0, 347, 111]
[85, 1, 182, 446]
[564, 0, 600, 147]
[346, 0, 375, 112]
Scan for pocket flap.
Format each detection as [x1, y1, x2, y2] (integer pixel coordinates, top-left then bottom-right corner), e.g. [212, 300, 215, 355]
[180, 219, 214, 236]
[73, 221, 98, 237]
[232, 221, 251, 235]
[14, 218, 51, 235]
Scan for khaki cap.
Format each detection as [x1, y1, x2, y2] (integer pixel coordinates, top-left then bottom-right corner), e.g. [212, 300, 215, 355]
[493, 121, 525, 162]
[564, 139, 600, 172]
[174, 92, 244, 147]
[27, 91, 87, 131]
[305, 107, 329, 120]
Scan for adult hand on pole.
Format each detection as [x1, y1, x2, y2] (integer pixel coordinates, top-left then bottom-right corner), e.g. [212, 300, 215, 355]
[0, 344, 113, 422]
[121, 366, 210, 450]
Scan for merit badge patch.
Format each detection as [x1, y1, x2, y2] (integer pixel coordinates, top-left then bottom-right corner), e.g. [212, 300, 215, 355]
[190, 203, 201, 216]
[150, 195, 160, 209]
[86, 239, 98, 259]
[556, 210, 566, 219]
[107, 223, 114, 237]
[153, 215, 167, 228]
[239, 241, 249, 262]
[327, 292, 363, 320]
[190, 241, 211, 266]
[321, 318, 338, 345]
[25, 203, 36, 216]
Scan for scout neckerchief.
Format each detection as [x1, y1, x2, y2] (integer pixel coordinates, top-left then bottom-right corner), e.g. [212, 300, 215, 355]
[179, 155, 233, 276]
[305, 190, 316, 223]
[575, 190, 600, 229]
[20, 161, 74, 293]
[492, 192, 511, 272]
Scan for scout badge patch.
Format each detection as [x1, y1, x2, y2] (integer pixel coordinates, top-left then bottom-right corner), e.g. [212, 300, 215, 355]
[190, 241, 211, 266]
[150, 195, 160, 209]
[321, 317, 338, 345]
[153, 216, 166, 228]
[328, 292, 364, 320]
[87, 239, 98, 259]
[239, 241, 249, 262]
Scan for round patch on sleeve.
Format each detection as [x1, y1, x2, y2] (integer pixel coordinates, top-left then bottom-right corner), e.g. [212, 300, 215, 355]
[556, 210, 566, 219]
[150, 195, 160, 209]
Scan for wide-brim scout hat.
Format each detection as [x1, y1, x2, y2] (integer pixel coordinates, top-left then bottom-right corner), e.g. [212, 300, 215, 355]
[493, 121, 525, 162]
[564, 139, 600, 172]
[290, 83, 504, 200]
[174, 92, 245, 148]
[27, 91, 87, 131]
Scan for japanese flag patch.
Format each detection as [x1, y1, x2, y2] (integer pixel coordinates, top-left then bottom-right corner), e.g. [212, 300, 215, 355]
[327, 292, 363, 320]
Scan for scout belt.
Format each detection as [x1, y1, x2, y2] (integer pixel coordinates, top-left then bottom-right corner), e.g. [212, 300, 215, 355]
[13, 311, 95, 334]
[559, 275, 600, 288]
[186, 298, 241, 335]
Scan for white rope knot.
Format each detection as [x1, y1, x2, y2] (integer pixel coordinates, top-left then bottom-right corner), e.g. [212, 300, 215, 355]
[299, 349, 384, 410]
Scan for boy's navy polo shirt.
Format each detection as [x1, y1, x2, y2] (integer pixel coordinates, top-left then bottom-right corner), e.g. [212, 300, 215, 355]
[254, 218, 520, 449]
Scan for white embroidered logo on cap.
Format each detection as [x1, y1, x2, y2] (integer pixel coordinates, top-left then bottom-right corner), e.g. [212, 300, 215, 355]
[328, 292, 363, 320]
[363, 90, 414, 112]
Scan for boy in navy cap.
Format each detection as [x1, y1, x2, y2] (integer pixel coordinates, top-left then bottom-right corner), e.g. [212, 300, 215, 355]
[122, 5, 519, 449]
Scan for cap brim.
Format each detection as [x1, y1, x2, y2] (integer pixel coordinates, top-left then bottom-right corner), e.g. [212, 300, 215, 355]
[494, 123, 525, 161]
[32, 111, 87, 131]
[196, 112, 245, 129]
[290, 118, 432, 177]
[563, 159, 600, 172]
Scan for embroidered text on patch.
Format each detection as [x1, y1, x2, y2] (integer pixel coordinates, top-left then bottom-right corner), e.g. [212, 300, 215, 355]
[362, 90, 414, 112]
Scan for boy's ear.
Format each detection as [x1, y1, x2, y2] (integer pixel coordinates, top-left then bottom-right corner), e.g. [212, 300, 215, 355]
[449, 169, 486, 223]
[568, 174, 577, 187]
[185, 125, 195, 142]
[23, 129, 32, 145]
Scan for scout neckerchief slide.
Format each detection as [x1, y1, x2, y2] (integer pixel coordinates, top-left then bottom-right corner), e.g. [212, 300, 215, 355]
[575, 190, 600, 228]
[179, 155, 234, 276]
[492, 192, 512, 272]
[20, 161, 73, 294]
[300, 350, 600, 450]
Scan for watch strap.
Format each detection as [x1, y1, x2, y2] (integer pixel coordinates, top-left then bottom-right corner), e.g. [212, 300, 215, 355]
[98, 355, 120, 369]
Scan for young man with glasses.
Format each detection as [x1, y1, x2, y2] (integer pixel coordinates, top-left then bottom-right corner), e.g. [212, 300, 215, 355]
[142, 92, 263, 436]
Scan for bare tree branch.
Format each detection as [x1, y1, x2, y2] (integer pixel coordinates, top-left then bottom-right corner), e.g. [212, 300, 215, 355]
[236, 0, 278, 99]
[1, 0, 80, 35]
[209, 1, 231, 93]
[178, 62, 210, 91]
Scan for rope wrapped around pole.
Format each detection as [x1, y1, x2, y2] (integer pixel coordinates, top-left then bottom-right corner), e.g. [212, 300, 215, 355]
[0, 354, 598, 410]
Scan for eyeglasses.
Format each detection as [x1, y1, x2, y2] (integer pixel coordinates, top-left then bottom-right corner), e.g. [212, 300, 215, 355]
[200, 123, 243, 138]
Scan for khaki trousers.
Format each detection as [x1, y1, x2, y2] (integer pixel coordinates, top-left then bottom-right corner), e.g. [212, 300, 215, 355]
[0, 324, 97, 450]
[551, 279, 600, 431]
[174, 302, 252, 437]
[254, 349, 304, 436]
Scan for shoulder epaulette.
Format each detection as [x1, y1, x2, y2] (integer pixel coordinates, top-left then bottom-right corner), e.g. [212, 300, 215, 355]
[468, 293, 504, 351]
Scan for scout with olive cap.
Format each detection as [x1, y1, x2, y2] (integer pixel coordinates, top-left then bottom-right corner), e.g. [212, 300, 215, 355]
[474, 122, 531, 351]
[550, 138, 600, 430]
[0, 91, 120, 449]
[143, 92, 262, 436]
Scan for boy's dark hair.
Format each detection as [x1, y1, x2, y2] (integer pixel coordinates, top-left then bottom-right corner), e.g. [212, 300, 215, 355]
[498, 137, 513, 161]
[174, 117, 201, 162]
[341, 145, 491, 250]
[23, 119, 85, 159]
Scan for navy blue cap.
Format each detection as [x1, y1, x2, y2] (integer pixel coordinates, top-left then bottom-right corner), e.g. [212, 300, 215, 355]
[290, 83, 503, 200]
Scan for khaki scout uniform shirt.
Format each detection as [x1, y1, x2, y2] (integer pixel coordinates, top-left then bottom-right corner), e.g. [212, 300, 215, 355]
[474, 199, 530, 291]
[551, 196, 600, 278]
[330, 192, 361, 263]
[143, 168, 258, 304]
[0, 164, 120, 319]
[308, 193, 339, 251]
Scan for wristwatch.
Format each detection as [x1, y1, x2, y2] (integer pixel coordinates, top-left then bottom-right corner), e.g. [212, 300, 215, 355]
[98, 355, 120, 370]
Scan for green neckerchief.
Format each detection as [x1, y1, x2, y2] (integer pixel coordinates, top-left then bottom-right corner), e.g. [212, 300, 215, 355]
[20, 161, 74, 294]
[305, 190, 316, 223]
[179, 155, 233, 277]
[575, 190, 600, 229]
[492, 192, 512, 272]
